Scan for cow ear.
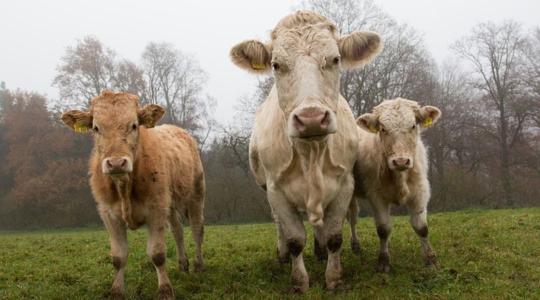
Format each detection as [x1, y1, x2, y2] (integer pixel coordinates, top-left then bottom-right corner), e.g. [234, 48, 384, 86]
[138, 104, 165, 128]
[356, 113, 380, 133]
[416, 105, 441, 128]
[339, 31, 382, 69]
[230, 40, 272, 73]
[61, 110, 93, 133]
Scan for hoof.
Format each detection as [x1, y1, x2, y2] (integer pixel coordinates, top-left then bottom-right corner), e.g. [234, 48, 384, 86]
[179, 259, 189, 273]
[290, 282, 309, 294]
[326, 279, 343, 291]
[314, 239, 328, 261]
[351, 240, 360, 255]
[194, 261, 204, 273]
[377, 253, 391, 273]
[157, 284, 174, 300]
[110, 287, 124, 300]
[425, 252, 439, 268]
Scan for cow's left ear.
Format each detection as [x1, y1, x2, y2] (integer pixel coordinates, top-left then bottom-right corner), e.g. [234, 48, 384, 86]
[339, 31, 382, 69]
[138, 104, 165, 128]
[230, 40, 272, 73]
[416, 105, 441, 128]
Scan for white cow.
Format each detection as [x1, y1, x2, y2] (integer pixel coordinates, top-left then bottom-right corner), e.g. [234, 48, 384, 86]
[230, 11, 382, 292]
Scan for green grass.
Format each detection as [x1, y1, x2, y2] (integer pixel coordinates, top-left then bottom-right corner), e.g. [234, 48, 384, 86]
[1, 208, 540, 299]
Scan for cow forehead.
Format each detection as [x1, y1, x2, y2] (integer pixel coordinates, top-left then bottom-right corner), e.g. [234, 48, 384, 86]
[375, 99, 419, 129]
[91, 93, 139, 124]
[273, 26, 339, 58]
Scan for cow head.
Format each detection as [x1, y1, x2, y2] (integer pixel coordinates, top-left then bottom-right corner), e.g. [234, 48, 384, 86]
[357, 98, 441, 171]
[230, 11, 382, 140]
[61, 91, 164, 177]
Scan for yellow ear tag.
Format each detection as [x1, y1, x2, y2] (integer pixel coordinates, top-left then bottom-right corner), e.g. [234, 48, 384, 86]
[251, 62, 266, 70]
[369, 126, 379, 133]
[422, 117, 433, 128]
[74, 122, 89, 133]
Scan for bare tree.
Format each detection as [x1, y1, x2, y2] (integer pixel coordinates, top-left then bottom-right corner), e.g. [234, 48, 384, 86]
[53, 36, 116, 107]
[453, 21, 529, 204]
[141, 42, 209, 132]
[113, 59, 146, 99]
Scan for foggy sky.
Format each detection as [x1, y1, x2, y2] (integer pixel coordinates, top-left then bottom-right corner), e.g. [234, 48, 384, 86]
[1, 0, 539, 124]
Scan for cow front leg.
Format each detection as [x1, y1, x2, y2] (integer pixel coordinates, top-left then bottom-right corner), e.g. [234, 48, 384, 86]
[372, 200, 392, 273]
[101, 210, 128, 300]
[323, 189, 352, 290]
[313, 226, 327, 261]
[268, 193, 308, 293]
[147, 217, 174, 300]
[408, 204, 438, 267]
[274, 216, 291, 263]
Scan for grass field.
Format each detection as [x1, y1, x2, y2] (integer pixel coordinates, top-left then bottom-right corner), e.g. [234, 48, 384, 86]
[1, 208, 540, 299]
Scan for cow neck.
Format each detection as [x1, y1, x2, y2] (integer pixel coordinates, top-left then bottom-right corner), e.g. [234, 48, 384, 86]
[376, 140, 411, 204]
[110, 137, 143, 230]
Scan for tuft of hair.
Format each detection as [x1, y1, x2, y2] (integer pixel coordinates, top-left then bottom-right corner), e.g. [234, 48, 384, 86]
[339, 31, 382, 69]
[271, 10, 336, 40]
[229, 40, 271, 74]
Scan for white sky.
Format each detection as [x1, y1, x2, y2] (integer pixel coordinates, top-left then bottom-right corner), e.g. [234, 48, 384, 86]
[1, 0, 539, 124]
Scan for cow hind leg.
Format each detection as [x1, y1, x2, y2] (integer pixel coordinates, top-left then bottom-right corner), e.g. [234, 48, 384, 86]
[348, 197, 360, 255]
[372, 201, 392, 273]
[101, 210, 128, 300]
[409, 205, 438, 267]
[147, 219, 174, 300]
[169, 210, 189, 272]
[313, 227, 327, 261]
[188, 196, 205, 273]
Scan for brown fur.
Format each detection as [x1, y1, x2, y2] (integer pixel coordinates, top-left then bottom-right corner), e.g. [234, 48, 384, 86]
[61, 91, 205, 299]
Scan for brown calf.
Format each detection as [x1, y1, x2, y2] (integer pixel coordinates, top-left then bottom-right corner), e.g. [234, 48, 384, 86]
[61, 91, 205, 299]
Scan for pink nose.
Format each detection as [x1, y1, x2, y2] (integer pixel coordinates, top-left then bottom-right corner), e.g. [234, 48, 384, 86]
[104, 157, 129, 174]
[292, 108, 331, 138]
[392, 157, 411, 169]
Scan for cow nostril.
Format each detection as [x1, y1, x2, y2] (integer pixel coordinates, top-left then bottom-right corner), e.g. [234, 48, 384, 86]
[320, 111, 329, 126]
[405, 159, 411, 166]
[120, 159, 127, 168]
[294, 115, 304, 126]
[392, 159, 398, 166]
[106, 159, 113, 168]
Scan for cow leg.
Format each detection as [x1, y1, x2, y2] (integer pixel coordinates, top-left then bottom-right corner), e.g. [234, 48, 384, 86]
[372, 200, 392, 273]
[147, 216, 174, 300]
[169, 210, 189, 272]
[323, 190, 352, 290]
[101, 210, 128, 300]
[408, 204, 438, 267]
[348, 197, 360, 255]
[274, 216, 290, 263]
[268, 194, 308, 293]
[313, 226, 327, 261]
[188, 201, 205, 272]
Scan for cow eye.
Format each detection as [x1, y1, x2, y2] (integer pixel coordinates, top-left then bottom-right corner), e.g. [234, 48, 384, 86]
[271, 62, 280, 71]
[333, 56, 340, 65]
[412, 124, 416, 130]
[381, 128, 386, 133]
[92, 125, 99, 133]
[131, 124, 138, 131]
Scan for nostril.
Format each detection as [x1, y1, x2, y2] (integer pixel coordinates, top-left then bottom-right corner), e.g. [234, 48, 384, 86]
[320, 111, 330, 126]
[106, 159, 113, 168]
[120, 159, 127, 168]
[392, 159, 398, 166]
[405, 159, 411, 166]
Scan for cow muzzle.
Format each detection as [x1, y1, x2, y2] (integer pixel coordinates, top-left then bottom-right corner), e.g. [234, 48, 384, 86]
[388, 156, 413, 171]
[289, 106, 336, 139]
[102, 156, 133, 175]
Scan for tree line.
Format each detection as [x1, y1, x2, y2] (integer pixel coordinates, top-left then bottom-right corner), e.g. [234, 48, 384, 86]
[1, 0, 539, 229]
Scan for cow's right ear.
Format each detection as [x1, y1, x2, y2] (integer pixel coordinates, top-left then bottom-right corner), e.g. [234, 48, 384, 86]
[230, 40, 272, 73]
[61, 110, 93, 133]
[356, 113, 379, 133]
